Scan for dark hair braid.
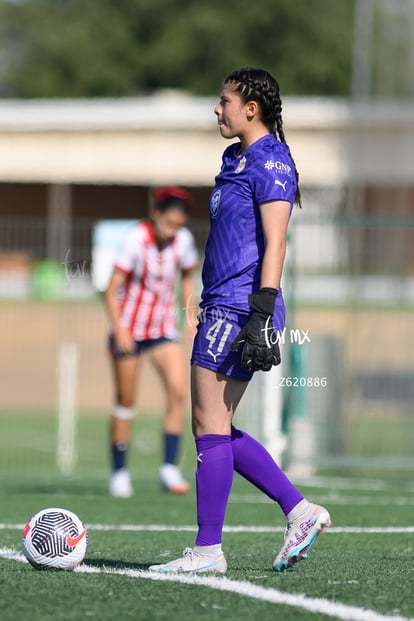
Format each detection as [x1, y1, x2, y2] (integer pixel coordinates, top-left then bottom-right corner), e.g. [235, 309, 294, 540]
[274, 100, 286, 143]
[224, 67, 302, 208]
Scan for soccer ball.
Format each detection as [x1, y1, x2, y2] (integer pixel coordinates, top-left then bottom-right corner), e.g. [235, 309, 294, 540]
[22, 507, 88, 571]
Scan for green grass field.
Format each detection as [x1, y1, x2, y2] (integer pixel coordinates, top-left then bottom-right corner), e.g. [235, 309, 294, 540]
[1, 413, 413, 621]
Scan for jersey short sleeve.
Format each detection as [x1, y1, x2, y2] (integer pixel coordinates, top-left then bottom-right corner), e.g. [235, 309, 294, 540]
[249, 138, 297, 207]
[113, 224, 142, 275]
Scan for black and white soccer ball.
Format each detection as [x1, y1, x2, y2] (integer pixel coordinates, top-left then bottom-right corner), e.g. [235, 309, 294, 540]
[22, 507, 88, 570]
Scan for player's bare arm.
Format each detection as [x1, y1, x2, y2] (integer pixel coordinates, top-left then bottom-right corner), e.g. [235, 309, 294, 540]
[104, 269, 135, 353]
[181, 266, 197, 337]
[259, 199, 291, 289]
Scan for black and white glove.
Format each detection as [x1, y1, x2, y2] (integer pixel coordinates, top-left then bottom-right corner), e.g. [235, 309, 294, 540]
[230, 288, 281, 372]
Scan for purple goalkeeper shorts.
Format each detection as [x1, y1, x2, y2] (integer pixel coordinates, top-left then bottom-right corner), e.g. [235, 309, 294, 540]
[190, 292, 286, 381]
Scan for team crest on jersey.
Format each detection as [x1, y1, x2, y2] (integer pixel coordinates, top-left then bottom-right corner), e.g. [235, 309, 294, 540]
[209, 189, 221, 218]
[235, 156, 247, 174]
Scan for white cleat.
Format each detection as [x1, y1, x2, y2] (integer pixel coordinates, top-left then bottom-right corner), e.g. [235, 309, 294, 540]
[273, 503, 332, 572]
[109, 469, 133, 498]
[159, 463, 190, 494]
[149, 547, 227, 574]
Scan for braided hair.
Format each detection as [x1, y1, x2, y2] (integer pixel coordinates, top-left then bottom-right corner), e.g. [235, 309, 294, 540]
[224, 67, 302, 208]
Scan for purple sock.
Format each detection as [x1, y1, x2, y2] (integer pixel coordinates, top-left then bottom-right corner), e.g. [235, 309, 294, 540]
[195, 434, 233, 546]
[231, 426, 303, 515]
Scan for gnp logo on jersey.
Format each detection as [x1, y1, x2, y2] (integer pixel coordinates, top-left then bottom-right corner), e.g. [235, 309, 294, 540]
[264, 160, 292, 175]
[209, 189, 221, 218]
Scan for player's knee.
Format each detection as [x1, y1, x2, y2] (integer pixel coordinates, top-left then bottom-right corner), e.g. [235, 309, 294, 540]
[112, 405, 135, 420]
[168, 384, 186, 407]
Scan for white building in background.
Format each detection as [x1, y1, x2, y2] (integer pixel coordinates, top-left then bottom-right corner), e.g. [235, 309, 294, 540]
[0, 92, 413, 186]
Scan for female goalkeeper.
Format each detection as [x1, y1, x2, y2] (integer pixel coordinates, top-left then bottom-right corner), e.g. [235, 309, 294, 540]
[150, 68, 331, 574]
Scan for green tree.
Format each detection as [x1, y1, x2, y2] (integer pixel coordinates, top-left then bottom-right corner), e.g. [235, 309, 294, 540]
[0, 0, 354, 98]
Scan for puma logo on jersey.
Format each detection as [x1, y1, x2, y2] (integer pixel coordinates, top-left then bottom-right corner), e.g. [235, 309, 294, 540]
[274, 179, 287, 191]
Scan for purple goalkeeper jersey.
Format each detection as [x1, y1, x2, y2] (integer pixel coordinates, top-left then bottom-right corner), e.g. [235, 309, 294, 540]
[201, 134, 297, 313]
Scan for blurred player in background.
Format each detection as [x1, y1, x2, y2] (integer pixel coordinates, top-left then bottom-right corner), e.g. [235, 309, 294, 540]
[150, 68, 331, 574]
[104, 187, 198, 497]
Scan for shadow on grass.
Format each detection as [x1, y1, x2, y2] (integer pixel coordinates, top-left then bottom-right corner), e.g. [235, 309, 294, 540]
[85, 557, 150, 571]
[2, 480, 112, 497]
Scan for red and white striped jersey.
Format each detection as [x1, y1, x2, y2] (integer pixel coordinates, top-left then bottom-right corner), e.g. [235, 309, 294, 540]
[113, 220, 198, 341]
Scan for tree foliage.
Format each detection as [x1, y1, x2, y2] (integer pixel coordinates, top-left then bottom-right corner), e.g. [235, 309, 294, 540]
[0, 0, 354, 98]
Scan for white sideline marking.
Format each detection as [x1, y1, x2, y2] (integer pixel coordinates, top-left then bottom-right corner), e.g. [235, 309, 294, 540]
[1, 523, 414, 534]
[292, 476, 389, 491]
[0, 547, 412, 621]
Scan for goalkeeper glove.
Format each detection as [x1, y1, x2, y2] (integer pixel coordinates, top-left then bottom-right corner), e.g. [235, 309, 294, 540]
[230, 287, 281, 372]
